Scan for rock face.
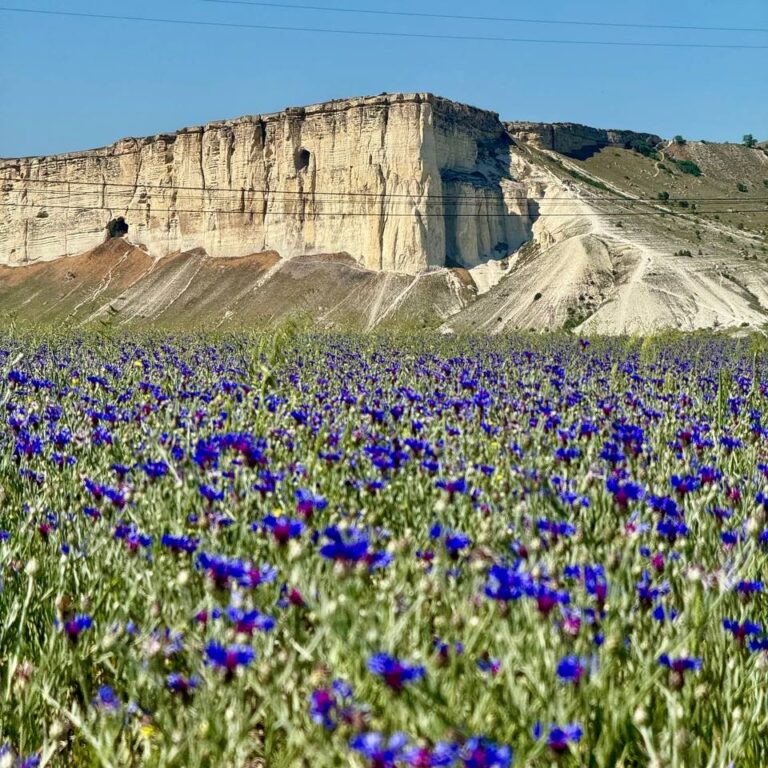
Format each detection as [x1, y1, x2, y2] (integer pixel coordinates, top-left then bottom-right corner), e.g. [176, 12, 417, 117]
[0, 93, 531, 273]
[506, 121, 662, 159]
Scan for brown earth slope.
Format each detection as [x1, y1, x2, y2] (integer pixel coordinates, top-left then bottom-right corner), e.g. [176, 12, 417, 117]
[0, 241, 475, 331]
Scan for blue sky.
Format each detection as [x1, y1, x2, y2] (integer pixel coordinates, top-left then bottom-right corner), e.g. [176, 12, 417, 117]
[0, 0, 766, 156]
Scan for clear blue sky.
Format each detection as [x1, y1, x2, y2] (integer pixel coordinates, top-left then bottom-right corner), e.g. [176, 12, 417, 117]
[0, 0, 766, 157]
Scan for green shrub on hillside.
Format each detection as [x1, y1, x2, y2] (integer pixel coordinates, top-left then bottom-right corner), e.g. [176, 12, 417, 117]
[629, 137, 659, 159]
[675, 159, 702, 177]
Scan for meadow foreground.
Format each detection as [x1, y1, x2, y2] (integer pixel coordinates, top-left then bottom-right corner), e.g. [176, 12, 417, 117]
[1, 332, 767, 767]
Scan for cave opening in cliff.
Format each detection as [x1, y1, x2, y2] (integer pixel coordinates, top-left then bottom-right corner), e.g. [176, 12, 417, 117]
[107, 217, 129, 239]
[295, 148, 311, 172]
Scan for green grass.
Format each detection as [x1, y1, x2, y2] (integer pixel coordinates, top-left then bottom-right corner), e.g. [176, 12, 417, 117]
[0, 331, 767, 767]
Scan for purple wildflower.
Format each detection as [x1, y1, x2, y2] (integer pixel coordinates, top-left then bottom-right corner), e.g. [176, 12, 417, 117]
[62, 614, 92, 643]
[166, 673, 199, 698]
[659, 654, 701, 689]
[260, 514, 305, 544]
[205, 642, 255, 676]
[556, 655, 586, 684]
[350, 733, 408, 768]
[367, 653, 425, 692]
[460, 737, 512, 767]
[722, 619, 761, 646]
[534, 722, 582, 754]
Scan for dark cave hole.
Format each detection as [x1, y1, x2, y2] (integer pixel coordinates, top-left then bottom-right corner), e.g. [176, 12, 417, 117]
[295, 148, 311, 172]
[107, 217, 129, 239]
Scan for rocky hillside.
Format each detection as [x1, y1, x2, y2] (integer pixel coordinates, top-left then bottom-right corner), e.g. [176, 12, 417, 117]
[1, 93, 767, 334]
[446, 135, 768, 334]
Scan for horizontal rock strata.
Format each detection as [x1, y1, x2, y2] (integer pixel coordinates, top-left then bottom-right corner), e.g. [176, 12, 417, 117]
[0, 93, 532, 273]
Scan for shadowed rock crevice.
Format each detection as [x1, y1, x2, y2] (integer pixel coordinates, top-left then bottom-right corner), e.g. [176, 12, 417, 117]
[295, 148, 311, 172]
[106, 217, 129, 239]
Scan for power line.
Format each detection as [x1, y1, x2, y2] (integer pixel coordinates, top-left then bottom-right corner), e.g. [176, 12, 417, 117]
[1, 201, 764, 217]
[199, 0, 768, 35]
[4, 177, 767, 204]
[8, 192, 765, 212]
[1, 6, 767, 49]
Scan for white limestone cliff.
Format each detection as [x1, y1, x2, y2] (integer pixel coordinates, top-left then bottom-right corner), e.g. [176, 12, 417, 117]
[0, 93, 531, 273]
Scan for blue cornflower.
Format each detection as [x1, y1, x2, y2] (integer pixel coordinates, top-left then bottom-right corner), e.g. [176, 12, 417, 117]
[671, 474, 700, 496]
[606, 477, 644, 508]
[308, 680, 354, 730]
[528, 583, 571, 616]
[430, 523, 471, 557]
[435, 477, 467, 498]
[748, 637, 768, 652]
[295, 488, 328, 518]
[402, 742, 459, 767]
[114, 523, 152, 552]
[652, 604, 678, 623]
[537, 519, 576, 539]
[533, 722, 582, 754]
[350, 733, 408, 767]
[260, 514, 305, 544]
[62, 614, 92, 642]
[656, 518, 689, 542]
[736, 580, 764, 596]
[367, 653, 425, 692]
[199, 484, 224, 503]
[636, 571, 669, 608]
[556, 655, 586, 684]
[444, 531, 471, 555]
[648, 495, 679, 517]
[659, 654, 701, 688]
[197, 552, 247, 589]
[93, 685, 120, 712]
[484, 562, 532, 602]
[141, 460, 169, 479]
[205, 642, 255, 675]
[161, 533, 199, 554]
[723, 618, 762, 645]
[461, 737, 512, 767]
[719, 436, 742, 452]
[196, 552, 276, 590]
[226, 607, 276, 635]
[584, 564, 608, 605]
[599, 441, 625, 464]
[555, 446, 581, 464]
[319, 526, 391, 570]
[476, 658, 501, 677]
[166, 673, 199, 697]
[320, 525, 369, 562]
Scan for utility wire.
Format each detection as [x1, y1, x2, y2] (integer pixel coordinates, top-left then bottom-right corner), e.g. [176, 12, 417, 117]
[7, 190, 768, 211]
[199, 0, 768, 35]
[1, 201, 764, 217]
[1, 6, 767, 49]
[4, 177, 767, 204]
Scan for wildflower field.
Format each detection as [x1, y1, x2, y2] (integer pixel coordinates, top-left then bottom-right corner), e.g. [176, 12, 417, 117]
[1, 330, 768, 767]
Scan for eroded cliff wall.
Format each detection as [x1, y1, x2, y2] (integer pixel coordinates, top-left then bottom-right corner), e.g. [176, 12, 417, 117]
[0, 94, 531, 273]
[506, 121, 662, 159]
